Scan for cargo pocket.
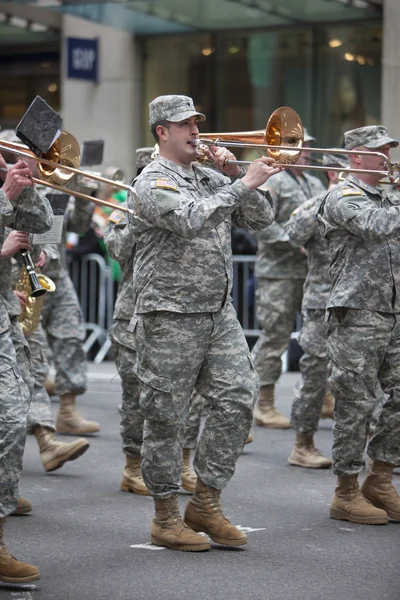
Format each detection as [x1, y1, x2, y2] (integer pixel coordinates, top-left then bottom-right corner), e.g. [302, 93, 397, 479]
[137, 367, 172, 422]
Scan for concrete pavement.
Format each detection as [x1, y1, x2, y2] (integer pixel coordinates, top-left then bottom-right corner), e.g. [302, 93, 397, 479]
[2, 367, 399, 600]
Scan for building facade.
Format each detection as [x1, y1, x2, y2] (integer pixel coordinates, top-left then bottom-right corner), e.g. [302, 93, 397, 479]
[0, 0, 398, 178]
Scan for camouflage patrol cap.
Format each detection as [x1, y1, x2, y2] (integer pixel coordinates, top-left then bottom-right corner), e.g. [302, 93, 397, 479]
[136, 147, 154, 170]
[149, 95, 206, 127]
[322, 150, 349, 169]
[344, 126, 399, 151]
[303, 128, 316, 143]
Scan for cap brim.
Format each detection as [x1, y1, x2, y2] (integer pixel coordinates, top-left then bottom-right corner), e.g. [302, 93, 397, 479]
[169, 110, 206, 123]
[364, 136, 399, 149]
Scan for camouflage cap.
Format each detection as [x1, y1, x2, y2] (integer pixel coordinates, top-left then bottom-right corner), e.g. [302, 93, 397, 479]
[136, 147, 154, 170]
[149, 95, 206, 127]
[322, 150, 349, 169]
[344, 126, 399, 151]
[303, 128, 316, 143]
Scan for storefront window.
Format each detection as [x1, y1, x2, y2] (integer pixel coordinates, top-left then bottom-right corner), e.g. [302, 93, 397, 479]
[143, 21, 382, 151]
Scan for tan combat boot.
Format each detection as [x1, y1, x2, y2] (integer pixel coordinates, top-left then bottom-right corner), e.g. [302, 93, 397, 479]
[330, 475, 388, 525]
[34, 426, 89, 472]
[11, 497, 32, 516]
[246, 433, 253, 444]
[56, 393, 100, 435]
[320, 391, 334, 420]
[253, 384, 290, 429]
[288, 434, 332, 469]
[181, 449, 197, 494]
[361, 461, 400, 521]
[0, 518, 40, 583]
[184, 479, 247, 546]
[120, 454, 149, 496]
[151, 495, 210, 551]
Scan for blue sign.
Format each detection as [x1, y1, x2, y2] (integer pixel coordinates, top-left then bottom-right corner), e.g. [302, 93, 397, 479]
[67, 37, 98, 82]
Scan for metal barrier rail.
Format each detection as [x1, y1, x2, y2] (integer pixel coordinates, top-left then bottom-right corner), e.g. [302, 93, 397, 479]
[68, 254, 262, 363]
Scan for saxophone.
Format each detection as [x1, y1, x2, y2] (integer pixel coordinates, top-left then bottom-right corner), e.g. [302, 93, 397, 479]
[16, 257, 56, 336]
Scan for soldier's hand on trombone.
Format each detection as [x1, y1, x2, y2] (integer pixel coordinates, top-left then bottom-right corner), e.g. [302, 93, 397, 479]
[242, 156, 282, 190]
[212, 146, 242, 177]
[2, 160, 34, 202]
[0, 230, 32, 258]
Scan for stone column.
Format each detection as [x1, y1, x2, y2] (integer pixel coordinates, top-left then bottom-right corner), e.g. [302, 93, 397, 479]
[382, 0, 400, 162]
[61, 15, 138, 178]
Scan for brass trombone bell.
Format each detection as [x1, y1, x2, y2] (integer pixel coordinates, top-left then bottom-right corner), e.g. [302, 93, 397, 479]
[0, 135, 136, 214]
[199, 106, 304, 165]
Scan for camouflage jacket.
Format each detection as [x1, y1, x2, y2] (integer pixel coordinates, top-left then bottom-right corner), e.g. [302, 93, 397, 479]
[317, 174, 400, 312]
[0, 188, 53, 319]
[130, 155, 275, 314]
[286, 193, 331, 310]
[256, 169, 326, 279]
[104, 207, 135, 323]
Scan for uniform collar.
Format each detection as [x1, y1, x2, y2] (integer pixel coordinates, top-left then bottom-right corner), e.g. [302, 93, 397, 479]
[347, 174, 381, 196]
[154, 155, 210, 183]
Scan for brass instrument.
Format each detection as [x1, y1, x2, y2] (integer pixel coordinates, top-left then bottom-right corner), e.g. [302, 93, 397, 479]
[16, 263, 56, 336]
[0, 134, 137, 214]
[198, 106, 399, 183]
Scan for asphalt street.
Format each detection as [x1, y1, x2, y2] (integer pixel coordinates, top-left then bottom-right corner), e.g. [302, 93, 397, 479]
[2, 365, 399, 600]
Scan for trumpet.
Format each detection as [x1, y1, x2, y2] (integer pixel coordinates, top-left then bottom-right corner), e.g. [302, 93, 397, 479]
[0, 132, 136, 214]
[198, 106, 400, 184]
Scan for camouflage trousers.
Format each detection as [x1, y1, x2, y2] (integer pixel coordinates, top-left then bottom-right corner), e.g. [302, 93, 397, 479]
[25, 321, 55, 433]
[291, 309, 328, 435]
[252, 278, 304, 385]
[110, 320, 205, 456]
[41, 268, 87, 396]
[132, 303, 258, 498]
[0, 313, 32, 517]
[327, 308, 400, 476]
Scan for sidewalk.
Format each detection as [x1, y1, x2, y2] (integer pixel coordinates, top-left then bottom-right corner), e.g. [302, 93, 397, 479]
[87, 360, 121, 383]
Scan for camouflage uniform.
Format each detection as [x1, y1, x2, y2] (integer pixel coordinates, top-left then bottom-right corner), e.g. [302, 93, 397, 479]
[0, 187, 53, 517]
[285, 193, 331, 434]
[251, 169, 326, 385]
[41, 198, 94, 396]
[105, 204, 204, 458]
[318, 149, 400, 477]
[129, 150, 274, 498]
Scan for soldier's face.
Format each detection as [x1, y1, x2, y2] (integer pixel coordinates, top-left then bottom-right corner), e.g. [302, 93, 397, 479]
[160, 117, 200, 166]
[359, 144, 391, 181]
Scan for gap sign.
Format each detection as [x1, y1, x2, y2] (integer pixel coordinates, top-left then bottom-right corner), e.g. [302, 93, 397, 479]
[67, 37, 98, 82]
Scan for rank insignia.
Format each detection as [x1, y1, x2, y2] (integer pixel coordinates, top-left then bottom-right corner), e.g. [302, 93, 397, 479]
[155, 179, 178, 191]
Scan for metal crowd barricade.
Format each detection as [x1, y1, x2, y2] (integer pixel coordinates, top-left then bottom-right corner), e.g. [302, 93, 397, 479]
[232, 255, 260, 338]
[69, 253, 299, 368]
[68, 253, 114, 363]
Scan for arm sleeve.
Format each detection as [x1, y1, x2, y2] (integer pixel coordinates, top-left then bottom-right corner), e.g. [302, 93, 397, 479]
[285, 200, 319, 246]
[10, 188, 53, 234]
[231, 189, 276, 231]
[325, 192, 400, 241]
[135, 177, 273, 239]
[104, 213, 136, 264]
[0, 190, 14, 225]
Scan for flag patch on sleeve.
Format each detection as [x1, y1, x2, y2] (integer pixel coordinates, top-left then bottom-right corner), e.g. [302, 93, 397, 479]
[155, 179, 178, 191]
[342, 188, 362, 197]
[108, 210, 125, 224]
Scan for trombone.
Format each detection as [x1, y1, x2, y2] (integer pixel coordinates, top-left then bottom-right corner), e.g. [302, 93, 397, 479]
[198, 106, 399, 183]
[0, 132, 136, 214]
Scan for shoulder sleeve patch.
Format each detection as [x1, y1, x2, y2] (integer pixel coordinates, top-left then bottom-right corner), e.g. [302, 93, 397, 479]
[155, 179, 178, 191]
[339, 194, 368, 221]
[108, 210, 125, 225]
[342, 188, 363, 197]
